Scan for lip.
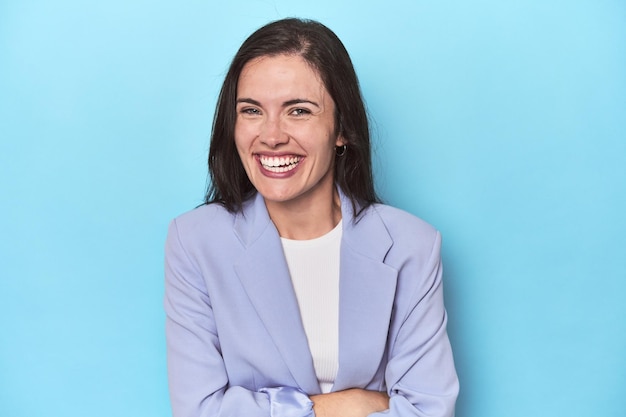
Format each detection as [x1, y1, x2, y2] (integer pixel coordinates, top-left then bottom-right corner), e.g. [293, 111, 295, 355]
[254, 153, 304, 178]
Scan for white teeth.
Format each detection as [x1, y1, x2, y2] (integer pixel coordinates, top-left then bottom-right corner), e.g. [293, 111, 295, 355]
[259, 156, 301, 172]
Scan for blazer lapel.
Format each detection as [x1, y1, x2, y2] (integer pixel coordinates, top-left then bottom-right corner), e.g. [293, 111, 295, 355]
[333, 193, 398, 391]
[233, 194, 321, 394]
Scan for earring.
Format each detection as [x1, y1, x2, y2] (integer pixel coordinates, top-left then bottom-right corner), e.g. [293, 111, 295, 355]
[335, 144, 347, 156]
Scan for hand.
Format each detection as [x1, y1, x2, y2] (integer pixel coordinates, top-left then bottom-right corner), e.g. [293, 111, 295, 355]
[310, 388, 389, 417]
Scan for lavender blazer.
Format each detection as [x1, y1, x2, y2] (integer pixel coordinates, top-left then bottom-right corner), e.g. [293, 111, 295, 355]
[164, 190, 459, 417]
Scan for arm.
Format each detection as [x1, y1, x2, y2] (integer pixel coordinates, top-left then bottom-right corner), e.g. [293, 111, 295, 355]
[164, 219, 314, 417]
[308, 232, 457, 417]
[369, 231, 459, 417]
[310, 389, 389, 417]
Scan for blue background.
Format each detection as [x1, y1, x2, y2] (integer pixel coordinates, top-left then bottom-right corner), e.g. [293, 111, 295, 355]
[1, 1, 624, 416]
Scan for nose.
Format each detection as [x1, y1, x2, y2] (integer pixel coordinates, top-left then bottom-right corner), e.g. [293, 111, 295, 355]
[259, 116, 288, 148]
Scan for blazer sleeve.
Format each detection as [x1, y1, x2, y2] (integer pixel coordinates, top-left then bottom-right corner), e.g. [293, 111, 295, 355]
[164, 219, 314, 417]
[369, 231, 459, 417]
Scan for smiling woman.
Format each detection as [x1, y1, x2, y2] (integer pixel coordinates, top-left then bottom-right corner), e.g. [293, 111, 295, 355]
[234, 54, 344, 238]
[164, 18, 458, 417]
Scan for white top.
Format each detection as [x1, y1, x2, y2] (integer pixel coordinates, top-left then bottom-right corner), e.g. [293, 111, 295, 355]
[280, 220, 342, 394]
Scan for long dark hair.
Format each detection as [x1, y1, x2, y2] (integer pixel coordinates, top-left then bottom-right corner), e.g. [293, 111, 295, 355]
[205, 18, 379, 215]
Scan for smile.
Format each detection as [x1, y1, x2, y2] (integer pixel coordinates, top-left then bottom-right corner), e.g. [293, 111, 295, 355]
[258, 155, 302, 173]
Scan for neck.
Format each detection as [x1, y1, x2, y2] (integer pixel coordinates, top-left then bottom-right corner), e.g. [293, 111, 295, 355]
[265, 186, 342, 240]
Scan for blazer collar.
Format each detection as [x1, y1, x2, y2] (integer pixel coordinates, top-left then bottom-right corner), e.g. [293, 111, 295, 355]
[333, 191, 398, 390]
[233, 190, 398, 393]
[233, 193, 320, 393]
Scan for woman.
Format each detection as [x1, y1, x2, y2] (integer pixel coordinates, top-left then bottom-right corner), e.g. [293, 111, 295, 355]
[165, 18, 459, 417]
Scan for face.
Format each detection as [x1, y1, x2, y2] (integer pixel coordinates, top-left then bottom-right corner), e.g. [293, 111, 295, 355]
[234, 54, 345, 208]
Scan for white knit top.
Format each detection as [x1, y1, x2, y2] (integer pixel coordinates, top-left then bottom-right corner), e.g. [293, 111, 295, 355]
[280, 220, 342, 394]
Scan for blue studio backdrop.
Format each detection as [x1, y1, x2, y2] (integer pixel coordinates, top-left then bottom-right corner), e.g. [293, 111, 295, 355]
[1, 1, 624, 416]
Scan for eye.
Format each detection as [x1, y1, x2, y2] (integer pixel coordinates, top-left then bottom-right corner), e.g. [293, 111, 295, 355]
[240, 107, 261, 115]
[290, 108, 311, 116]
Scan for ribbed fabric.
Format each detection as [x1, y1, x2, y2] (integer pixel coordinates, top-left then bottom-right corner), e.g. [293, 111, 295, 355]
[280, 221, 341, 394]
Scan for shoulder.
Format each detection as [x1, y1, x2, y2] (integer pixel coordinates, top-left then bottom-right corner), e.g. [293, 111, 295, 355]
[164, 202, 247, 274]
[171, 203, 234, 234]
[368, 203, 438, 241]
[360, 203, 441, 264]
[166, 202, 237, 251]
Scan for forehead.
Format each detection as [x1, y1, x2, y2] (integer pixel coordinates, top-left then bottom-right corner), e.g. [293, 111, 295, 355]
[237, 54, 329, 98]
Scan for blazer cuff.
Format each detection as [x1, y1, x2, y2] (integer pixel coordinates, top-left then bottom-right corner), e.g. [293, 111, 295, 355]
[259, 387, 315, 417]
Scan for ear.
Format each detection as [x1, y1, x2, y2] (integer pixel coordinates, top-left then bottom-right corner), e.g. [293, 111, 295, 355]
[335, 134, 347, 147]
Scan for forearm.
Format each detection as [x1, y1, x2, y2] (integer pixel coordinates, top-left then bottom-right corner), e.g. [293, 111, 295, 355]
[310, 389, 389, 417]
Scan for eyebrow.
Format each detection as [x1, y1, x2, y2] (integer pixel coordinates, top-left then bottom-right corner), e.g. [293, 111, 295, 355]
[284, 98, 320, 108]
[236, 98, 320, 108]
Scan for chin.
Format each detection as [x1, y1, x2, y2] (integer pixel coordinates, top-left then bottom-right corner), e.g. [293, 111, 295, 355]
[255, 184, 305, 204]
[258, 191, 296, 204]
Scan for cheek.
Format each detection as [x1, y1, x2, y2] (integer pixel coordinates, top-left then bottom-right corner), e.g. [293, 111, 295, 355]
[234, 123, 251, 151]
[235, 122, 256, 148]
